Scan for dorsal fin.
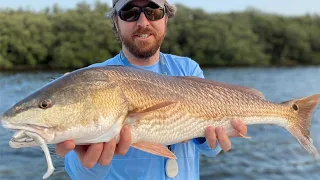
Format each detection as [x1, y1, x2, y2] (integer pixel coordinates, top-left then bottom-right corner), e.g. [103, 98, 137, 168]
[177, 76, 265, 99]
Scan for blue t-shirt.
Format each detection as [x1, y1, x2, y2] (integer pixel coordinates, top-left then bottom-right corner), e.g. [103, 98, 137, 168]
[64, 53, 222, 180]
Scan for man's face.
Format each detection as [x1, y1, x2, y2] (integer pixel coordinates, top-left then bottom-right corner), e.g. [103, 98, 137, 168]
[116, 0, 168, 59]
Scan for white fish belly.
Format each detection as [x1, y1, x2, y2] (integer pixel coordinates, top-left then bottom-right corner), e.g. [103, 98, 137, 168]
[131, 116, 288, 145]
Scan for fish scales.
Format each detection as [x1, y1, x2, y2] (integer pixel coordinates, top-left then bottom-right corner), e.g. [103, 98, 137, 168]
[1, 66, 319, 179]
[105, 67, 287, 122]
[86, 67, 303, 144]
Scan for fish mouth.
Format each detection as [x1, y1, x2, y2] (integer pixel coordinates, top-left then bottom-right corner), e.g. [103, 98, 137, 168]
[10, 130, 38, 147]
[3, 121, 57, 179]
[2, 121, 55, 148]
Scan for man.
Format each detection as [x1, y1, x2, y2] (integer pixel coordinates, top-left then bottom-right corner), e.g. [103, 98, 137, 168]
[56, 0, 247, 179]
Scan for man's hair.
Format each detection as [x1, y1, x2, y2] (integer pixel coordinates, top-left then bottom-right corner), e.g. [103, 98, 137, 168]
[106, 1, 177, 40]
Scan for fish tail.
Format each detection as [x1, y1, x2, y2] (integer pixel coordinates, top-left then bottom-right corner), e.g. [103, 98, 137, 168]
[284, 94, 320, 159]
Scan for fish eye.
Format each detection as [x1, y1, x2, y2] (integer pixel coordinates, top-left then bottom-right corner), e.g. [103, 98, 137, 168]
[292, 104, 298, 111]
[39, 99, 53, 109]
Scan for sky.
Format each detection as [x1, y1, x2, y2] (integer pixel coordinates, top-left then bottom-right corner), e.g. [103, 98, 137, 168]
[0, 0, 319, 16]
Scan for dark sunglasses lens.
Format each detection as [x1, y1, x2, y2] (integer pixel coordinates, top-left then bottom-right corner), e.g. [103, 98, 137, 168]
[144, 7, 164, 21]
[120, 7, 140, 22]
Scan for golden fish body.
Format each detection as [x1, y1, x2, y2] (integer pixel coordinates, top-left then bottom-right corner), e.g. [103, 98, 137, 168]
[2, 66, 319, 160]
[100, 66, 319, 158]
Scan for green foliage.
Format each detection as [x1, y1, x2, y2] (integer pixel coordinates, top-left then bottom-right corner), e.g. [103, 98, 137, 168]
[0, 2, 319, 69]
[0, 10, 54, 67]
[49, 2, 119, 68]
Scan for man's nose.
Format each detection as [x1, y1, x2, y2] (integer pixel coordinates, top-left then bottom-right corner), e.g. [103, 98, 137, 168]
[136, 12, 150, 28]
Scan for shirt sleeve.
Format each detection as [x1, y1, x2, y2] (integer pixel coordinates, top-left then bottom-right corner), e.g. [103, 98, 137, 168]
[189, 60, 205, 78]
[188, 59, 222, 157]
[64, 151, 111, 180]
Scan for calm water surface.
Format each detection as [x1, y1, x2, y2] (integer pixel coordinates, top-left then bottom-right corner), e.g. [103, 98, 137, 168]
[0, 67, 320, 180]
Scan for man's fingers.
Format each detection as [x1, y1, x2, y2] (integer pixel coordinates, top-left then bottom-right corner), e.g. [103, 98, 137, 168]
[216, 127, 231, 151]
[115, 125, 131, 155]
[77, 143, 104, 169]
[71, 125, 132, 168]
[205, 126, 217, 149]
[98, 139, 117, 166]
[55, 140, 75, 157]
[227, 119, 248, 137]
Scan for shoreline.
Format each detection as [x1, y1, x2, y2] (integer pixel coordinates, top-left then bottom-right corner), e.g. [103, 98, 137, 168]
[1, 64, 320, 72]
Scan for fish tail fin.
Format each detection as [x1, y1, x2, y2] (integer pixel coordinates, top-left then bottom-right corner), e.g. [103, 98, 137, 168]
[284, 94, 320, 159]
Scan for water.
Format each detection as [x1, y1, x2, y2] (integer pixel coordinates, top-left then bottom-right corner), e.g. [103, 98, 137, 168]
[1, 67, 320, 180]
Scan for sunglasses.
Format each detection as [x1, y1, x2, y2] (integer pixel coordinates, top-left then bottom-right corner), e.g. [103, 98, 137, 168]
[117, 2, 165, 22]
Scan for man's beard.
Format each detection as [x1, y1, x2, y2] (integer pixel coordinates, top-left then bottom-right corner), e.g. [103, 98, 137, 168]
[119, 26, 166, 59]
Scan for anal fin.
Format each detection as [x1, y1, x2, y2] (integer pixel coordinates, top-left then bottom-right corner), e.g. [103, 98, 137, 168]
[132, 142, 176, 159]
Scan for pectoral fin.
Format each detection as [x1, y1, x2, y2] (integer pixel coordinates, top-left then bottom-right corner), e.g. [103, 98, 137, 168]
[125, 102, 176, 124]
[132, 142, 176, 159]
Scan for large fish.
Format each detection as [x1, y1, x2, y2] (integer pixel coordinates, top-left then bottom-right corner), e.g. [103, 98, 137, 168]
[1, 66, 319, 179]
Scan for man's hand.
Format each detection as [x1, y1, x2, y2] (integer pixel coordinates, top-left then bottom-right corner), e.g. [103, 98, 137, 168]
[205, 119, 247, 151]
[55, 125, 132, 168]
